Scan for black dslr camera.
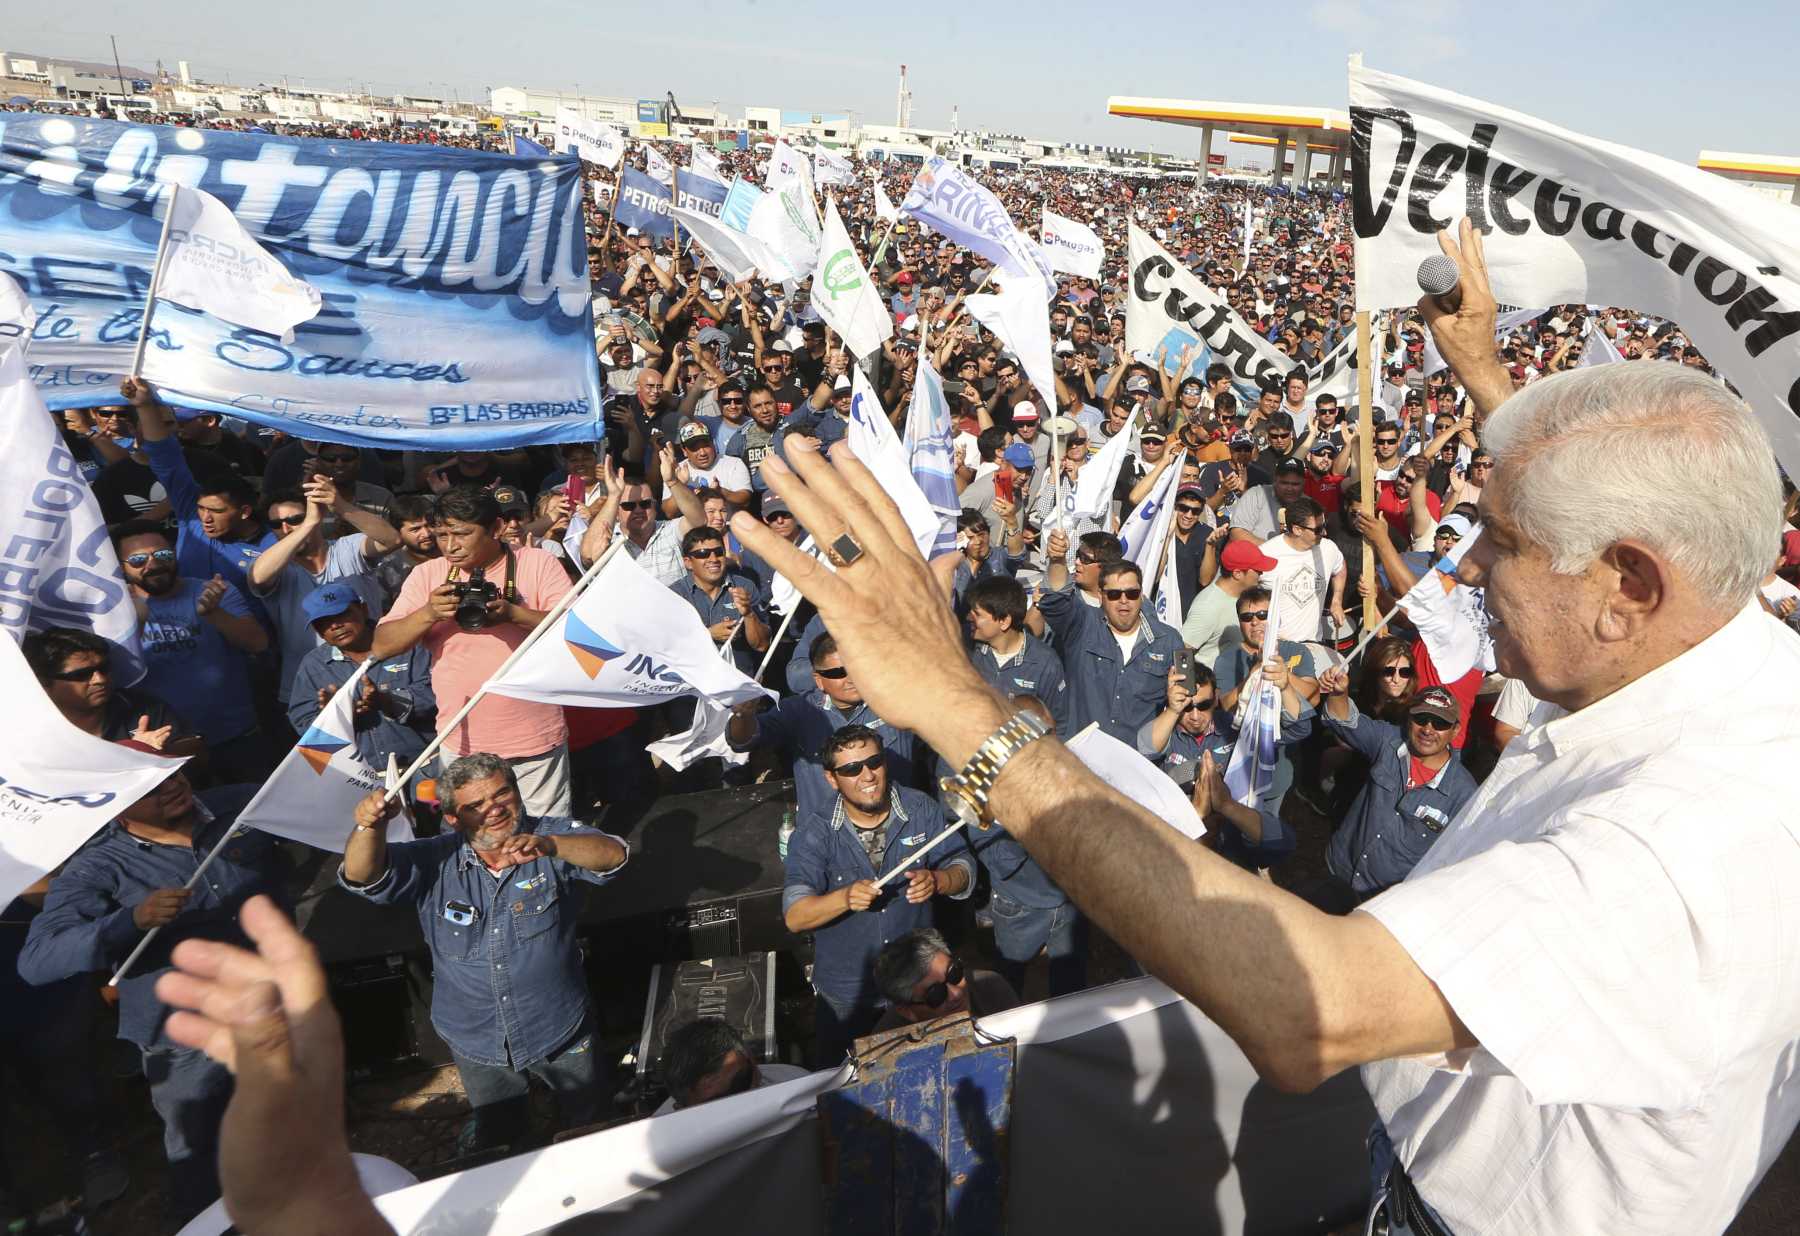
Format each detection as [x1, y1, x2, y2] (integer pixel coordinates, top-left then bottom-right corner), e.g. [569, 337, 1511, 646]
[452, 567, 499, 631]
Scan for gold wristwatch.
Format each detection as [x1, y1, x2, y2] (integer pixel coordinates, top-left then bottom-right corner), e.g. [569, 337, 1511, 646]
[939, 709, 1052, 830]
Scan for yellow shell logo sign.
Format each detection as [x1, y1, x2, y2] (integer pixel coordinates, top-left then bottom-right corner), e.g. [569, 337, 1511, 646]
[822, 250, 862, 295]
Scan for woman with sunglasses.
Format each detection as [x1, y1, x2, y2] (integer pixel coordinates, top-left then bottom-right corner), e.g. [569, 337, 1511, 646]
[1358, 636, 1418, 724]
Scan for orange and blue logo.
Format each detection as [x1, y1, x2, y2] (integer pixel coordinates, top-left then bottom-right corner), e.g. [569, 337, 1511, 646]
[296, 724, 350, 776]
[565, 612, 625, 679]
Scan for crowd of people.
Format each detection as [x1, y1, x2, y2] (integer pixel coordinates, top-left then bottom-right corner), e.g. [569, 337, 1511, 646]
[6, 101, 1800, 1233]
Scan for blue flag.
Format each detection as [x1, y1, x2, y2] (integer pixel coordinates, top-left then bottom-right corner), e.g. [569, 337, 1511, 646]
[902, 359, 960, 558]
[720, 177, 761, 231]
[513, 132, 551, 157]
[673, 169, 729, 219]
[614, 166, 674, 240]
[0, 116, 602, 451]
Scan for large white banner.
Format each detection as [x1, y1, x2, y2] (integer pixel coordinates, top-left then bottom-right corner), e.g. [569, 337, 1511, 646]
[487, 550, 769, 710]
[1126, 225, 1296, 396]
[847, 368, 941, 558]
[0, 634, 182, 905]
[1041, 207, 1104, 280]
[1349, 65, 1800, 477]
[748, 150, 822, 281]
[554, 109, 626, 169]
[0, 329, 143, 671]
[234, 660, 412, 852]
[811, 199, 892, 362]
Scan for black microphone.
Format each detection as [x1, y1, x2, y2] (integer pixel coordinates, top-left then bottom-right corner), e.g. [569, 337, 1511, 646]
[1417, 254, 1462, 315]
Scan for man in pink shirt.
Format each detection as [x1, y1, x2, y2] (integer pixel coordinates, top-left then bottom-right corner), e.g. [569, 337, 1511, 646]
[372, 485, 574, 814]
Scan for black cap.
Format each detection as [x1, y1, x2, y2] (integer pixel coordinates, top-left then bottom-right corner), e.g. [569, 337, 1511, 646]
[1275, 458, 1305, 476]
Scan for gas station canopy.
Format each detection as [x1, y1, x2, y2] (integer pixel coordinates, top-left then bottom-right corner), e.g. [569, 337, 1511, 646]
[1107, 97, 1352, 185]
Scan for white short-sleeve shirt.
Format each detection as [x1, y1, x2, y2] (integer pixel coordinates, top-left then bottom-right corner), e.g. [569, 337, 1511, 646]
[1360, 604, 1800, 1234]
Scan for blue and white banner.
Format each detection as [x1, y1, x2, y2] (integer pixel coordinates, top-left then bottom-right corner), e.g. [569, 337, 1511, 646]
[673, 169, 729, 219]
[0, 115, 602, 451]
[901, 158, 1055, 292]
[615, 165, 674, 240]
[513, 132, 551, 158]
[720, 177, 762, 231]
[0, 321, 144, 677]
[1224, 577, 1285, 809]
[902, 358, 960, 558]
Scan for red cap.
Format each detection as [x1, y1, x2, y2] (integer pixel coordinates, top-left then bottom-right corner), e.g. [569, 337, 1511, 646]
[1784, 528, 1800, 568]
[1220, 541, 1279, 574]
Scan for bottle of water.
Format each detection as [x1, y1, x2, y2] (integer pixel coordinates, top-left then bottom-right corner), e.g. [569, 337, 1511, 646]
[778, 809, 795, 860]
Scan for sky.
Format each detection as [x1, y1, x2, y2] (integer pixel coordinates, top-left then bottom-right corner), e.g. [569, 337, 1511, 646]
[7, 1, 1799, 165]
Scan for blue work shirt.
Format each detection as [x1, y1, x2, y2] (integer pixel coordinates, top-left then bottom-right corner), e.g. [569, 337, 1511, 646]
[250, 534, 384, 703]
[966, 826, 1067, 911]
[338, 815, 628, 1068]
[286, 643, 438, 770]
[783, 613, 829, 698]
[770, 408, 847, 465]
[1036, 583, 1184, 743]
[1322, 699, 1478, 896]
[970, 635, 1072, 736]
[669, 570, 769, 676]
[949, 546, 1022, 614]
[141, 435, 276, 621]
[1212, 639, 1318, 811]
[1136, 715, 1294, 870]
[782, 786, 974, 1008]
[732, 690, 922, 821]
[18, 786, 282, 1048]
[138, 575, 261, 745]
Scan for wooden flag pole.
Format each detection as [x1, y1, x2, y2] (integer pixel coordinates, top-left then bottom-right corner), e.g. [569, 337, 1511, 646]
[1356, 309, 1378, 632]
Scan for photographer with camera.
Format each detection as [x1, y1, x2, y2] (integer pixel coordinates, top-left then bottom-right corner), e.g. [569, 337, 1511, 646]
[372, 485, 575, 815]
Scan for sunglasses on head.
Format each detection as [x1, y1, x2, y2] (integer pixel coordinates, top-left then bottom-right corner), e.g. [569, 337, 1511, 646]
[1409, 713, 1455, 731]
[52, 662, 108, 683]
[814, 665, 850, 680]
[1238, 609, 1269, 622]
[1102, 586, 1141, 601]
[919, 959, 966, 1008]
[1381, 665, 1416, 679]
[828, 750, 885, 777]
[618, 499, 656, 512]
[685, 546, 726, 560]
[124, 548, 175, 568]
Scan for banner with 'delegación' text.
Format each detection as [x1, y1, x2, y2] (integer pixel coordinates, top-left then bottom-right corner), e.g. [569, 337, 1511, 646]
[1, 115, 602, 450]
[1350, 65, 1800, 477]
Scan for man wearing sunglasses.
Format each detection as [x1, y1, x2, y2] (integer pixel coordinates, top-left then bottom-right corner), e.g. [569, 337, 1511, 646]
[1315, 672, 1476, 904]
[651, 1019, 807, 1115]
[111, 521, 273, 780]
[1039, 543, 1184, 744]
[782, 725, 973, 1064]
[22, 625, 205, 762]
[871, 929, 1019, 1032]
[673, 527, 770, 675]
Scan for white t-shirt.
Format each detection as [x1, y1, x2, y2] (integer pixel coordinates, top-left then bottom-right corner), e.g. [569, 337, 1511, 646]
[685, 455, 752, 496]
[1258, 533, 1344, 644]
[1760, 573, 1800, 614]
[1490, 676, 1541, 734]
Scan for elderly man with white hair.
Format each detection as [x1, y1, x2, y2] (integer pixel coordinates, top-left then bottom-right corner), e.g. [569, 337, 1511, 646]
[722, 219, 1800, 1236]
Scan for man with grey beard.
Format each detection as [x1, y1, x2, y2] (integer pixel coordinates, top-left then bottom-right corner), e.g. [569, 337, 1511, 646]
[339, 754, 629, 1153]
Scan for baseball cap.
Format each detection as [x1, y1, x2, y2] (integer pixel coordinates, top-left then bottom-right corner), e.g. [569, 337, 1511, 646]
[1053, 339, 1075, 354]
[895, 272, 915, 285]
[678, 420, 712, 446]
[761, 495, 792, 519]
[1437, 513, 1474, 539]
[833, 375, 852, 392]
[1220, 542, 1279, 574]
[1011, 402, 1040, 422]
[1126, 375, 1152, 393]
[1275, 458, 1305, 476]
[771, 339, 793, 354]
[301, 582, 364, 624]
[491, 485, 529, 513]
[1139, 427, 1168, 443]
[1229, 433, 1254, 449]
[1409, 686, 1462, 725]
[1002, 443, 1036, 469]
[1175, 485, 1204, 502]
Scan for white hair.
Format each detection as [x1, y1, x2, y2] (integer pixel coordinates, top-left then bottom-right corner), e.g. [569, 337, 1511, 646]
[1483, 362, 1781, 612]
[439, 752, 518, 814]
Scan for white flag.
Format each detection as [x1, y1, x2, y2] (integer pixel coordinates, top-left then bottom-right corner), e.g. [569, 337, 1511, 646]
[1395, 526, 1493, 681]
[670, 205, 781, 285]
[0, 338, 144, 674]
[766, 141, 811, 193]
[874, 181, 901, 226]
[690, 142, 724, 182]
[555, 108, 626, 169]
[1069, 409, 1139, 520]
[966, 271, 1057, 418]
[1066, 725, 1204, 840]
[642, 143, 673, 183]
[1118, 449, 1185, 578]
[1580, 322, 1626, 367]
[748, 152, 821, 281]
[1125, 225, 1293, 399]
[0, 268, 32, 352]
[812, 199, 893, 362]
[847, 368, 942, 558]
[487, 550, 770, 709]
[1041, 207, 1104, 280]
[813, 145, 853, 188]
[1349, 64, 1800, 479]
[1420, 306, 1545, 377]
[1153, 529, 1185, 627]
[151, 185, 321, 339]
[233, 660, 411, 852]
[645, 638, 750, 771]
[0, 634, 184, 905]
[1224, 574, 1285, 809]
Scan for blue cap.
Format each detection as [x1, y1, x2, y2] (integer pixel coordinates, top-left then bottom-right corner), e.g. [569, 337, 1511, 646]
[301, 582, 364, 624]
[1003, 443, 1036, 470]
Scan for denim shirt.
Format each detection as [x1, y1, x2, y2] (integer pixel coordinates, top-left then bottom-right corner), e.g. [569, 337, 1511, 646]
[970, 634, 1072, 736]
[337, 816, 627, 1067]
[1136, 716, 1294, 870]
[1036, 583, 1185, 743]
[18, 785, 282, 1048]
[670, 570, 770, 676]
[782, 786, 974, 1008]
[287, 643, 438, 769]
[967, 826, 1068, 911]
[141, 435, 277, 624]
[732, 690, 922, 821]
[1322, 699, 1478, 894]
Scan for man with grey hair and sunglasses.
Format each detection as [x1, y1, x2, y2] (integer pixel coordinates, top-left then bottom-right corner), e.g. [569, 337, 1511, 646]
[724, 218, 1800, 1236]
[339, 753, 628, 1154]
[870, 928, 1019, 1033]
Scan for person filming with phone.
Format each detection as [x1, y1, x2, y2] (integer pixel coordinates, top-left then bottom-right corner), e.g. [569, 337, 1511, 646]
[371, 485, 576, 815]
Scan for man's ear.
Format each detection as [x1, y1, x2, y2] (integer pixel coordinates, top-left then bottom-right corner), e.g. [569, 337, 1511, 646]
[1597, 539, 1666, 637]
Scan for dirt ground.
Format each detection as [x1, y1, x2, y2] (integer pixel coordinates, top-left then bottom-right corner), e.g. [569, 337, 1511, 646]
[6, 792, 1796, 1233]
